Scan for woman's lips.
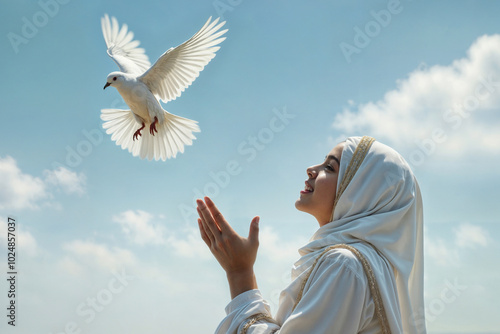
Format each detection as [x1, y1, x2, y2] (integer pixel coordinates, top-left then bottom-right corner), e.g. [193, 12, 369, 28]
[301, 181, 313, 194]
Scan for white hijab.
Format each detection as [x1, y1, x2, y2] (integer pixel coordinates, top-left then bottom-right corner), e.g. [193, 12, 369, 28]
[292, 136, 425, 334]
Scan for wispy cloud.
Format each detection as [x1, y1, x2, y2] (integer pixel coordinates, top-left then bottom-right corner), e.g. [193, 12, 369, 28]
[0, 156, 48, 210]
[425, 222, 491, 267]
[113, 210, 166, 246]
[112, 209, 211, 258]
[425, 237, 460, 267]
[62, 240, 137, 272]
[44, 167, 86, 196]
[167, 226, 212, 259]
[454, 222, 490, 249]
[259, 226, 302, 263]
[0, 217, 39, 257]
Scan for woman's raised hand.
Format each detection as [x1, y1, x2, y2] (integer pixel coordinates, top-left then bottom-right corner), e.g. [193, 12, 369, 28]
[196, 196, 260, 298]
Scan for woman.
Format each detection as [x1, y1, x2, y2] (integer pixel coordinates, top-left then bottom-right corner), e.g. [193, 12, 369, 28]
[196, 136, 426, 333]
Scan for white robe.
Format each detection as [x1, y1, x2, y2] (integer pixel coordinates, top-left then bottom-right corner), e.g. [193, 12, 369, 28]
[216, 243, 391, 333]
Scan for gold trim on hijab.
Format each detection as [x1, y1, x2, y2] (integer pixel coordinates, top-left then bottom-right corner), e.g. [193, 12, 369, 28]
[331, 136, 375, 220]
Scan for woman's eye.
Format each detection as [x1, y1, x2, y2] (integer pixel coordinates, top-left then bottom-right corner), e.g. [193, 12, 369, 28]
[325, 165, 335, 172]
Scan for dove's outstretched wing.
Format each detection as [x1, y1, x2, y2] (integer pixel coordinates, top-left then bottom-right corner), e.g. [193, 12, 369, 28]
[139, 17, 227, 103]
[101, 14, 151, 75]
[101, 108, 200, 161]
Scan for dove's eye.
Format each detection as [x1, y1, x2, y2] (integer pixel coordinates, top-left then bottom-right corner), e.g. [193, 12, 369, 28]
[113, 77, 117, 81]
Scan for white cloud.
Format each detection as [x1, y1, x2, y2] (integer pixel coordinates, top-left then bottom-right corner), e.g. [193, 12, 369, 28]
[0, 156, 48, 210]
[0, 156, 87, 211]
[425, 237, 460, 267]
[167, 226, 211, 259]
[0, 217, 39, 257]
[425, 222, 491, 267]
[454, 222, 490, 249]
[112, 209, 211, 258]
[58, 256, 84, 277]
[259, 226, 302, 263]
[44, 167, 86, 196]
[113, 210, 166, 245]
[18, 228, 38, 257]
[63, 240, 137, 271]
[332, 34, 500, 163]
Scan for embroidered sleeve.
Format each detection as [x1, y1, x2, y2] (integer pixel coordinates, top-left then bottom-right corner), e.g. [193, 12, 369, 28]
[239, 313, 278, 334]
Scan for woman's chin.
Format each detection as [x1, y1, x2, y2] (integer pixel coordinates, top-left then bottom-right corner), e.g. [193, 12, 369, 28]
[295, 199, 306, 212]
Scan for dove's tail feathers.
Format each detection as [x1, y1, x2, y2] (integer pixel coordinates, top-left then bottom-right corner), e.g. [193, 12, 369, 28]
[101, 109, 200, 161]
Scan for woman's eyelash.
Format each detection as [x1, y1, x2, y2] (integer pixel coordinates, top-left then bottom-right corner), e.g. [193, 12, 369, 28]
[325, 165, 335, 171]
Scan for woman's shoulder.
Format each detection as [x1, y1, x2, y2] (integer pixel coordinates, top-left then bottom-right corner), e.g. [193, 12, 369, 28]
[322, 246, 360, 263]
[313, 246, 362, 279]
[316, 243, 388, 281]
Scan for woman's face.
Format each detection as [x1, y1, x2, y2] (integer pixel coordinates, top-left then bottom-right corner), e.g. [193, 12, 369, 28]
[295, 142, 345, 226]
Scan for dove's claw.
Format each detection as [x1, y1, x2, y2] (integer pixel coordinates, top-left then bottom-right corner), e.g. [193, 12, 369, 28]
[149, 117, 159, 136]
[133, 123, 145, 141]
[133, 131, 141, 141]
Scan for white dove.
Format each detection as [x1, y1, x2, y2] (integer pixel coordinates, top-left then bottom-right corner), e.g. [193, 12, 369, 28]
[100, 15, 227, 160]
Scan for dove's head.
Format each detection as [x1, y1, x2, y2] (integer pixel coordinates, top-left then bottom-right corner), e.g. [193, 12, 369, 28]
[103, 72, 125, 90]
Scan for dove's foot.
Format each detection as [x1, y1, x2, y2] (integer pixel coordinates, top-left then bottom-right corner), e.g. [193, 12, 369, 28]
[133, 123, 145, 141]
[149, 117, 159, 136]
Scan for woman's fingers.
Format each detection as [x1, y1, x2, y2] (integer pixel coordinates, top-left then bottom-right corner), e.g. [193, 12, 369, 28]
[198, 218, 212, 247]
[196, 199, 222, 237]
[197, 206, 215, 243]
[204, 197, 234, 234]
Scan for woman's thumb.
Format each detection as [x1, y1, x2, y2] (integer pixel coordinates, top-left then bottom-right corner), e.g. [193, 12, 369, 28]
[248, 216, 260, 244]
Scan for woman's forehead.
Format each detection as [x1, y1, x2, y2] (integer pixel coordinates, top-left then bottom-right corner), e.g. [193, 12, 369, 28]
[328, 142, 345, 160]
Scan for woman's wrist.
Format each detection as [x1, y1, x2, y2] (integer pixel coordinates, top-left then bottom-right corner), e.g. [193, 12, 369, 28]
[226, 268, 258, 299]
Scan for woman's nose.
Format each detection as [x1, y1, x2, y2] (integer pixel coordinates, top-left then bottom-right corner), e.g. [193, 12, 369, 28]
[307, 166, 317, 178]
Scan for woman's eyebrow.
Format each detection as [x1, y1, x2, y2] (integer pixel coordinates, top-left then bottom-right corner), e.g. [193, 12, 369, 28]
[325, 155, 340, 166]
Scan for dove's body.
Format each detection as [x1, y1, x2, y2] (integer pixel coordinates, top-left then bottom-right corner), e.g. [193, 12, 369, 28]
[110, 73, 164, 125]
[100, 15, 227, 160]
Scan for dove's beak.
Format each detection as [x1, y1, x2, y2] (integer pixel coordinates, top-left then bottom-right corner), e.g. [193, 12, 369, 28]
[103, 82, 111, 90]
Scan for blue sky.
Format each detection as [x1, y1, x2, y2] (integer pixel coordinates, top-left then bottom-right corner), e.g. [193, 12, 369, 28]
[1, 0, 499, 333]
